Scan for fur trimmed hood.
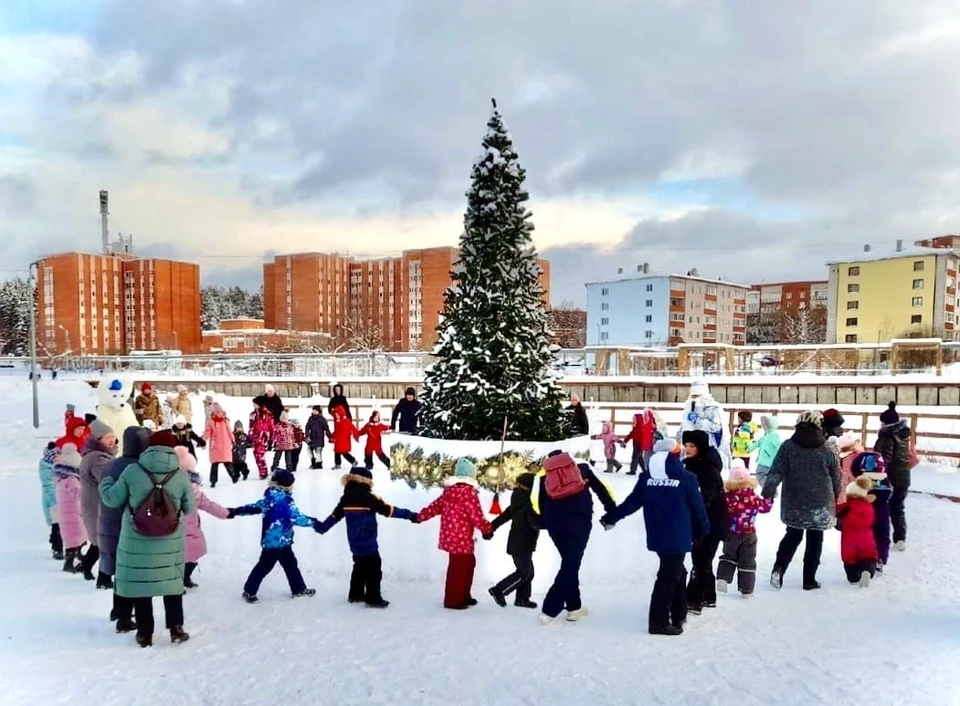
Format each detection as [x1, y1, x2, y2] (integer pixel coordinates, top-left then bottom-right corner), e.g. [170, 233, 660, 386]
[342, 472, 374, 487]
[846, 474, 874, 500]
[724, 476, 758, 492]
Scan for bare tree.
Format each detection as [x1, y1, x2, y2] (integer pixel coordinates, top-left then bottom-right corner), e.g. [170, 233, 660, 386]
[337, 309, 385, 352]
[546, 300, 587, 348]
[776, 305, 827, 344]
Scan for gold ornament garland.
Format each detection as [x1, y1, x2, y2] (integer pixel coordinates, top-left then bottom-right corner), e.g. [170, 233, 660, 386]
[389, 442, 594, 491]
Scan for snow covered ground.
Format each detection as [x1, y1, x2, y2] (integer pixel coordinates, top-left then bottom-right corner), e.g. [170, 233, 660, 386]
[1, 379, 959, 705]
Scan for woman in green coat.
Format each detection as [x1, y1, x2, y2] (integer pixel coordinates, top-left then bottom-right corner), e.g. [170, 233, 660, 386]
[100, 431, 197, 648]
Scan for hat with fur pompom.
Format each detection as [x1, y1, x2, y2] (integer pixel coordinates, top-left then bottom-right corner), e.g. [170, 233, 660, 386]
[174, 445, 196, 472]
[880, 401, 899, 425]
[836, 432, 862, 454]
[728, 458, 751, 483]
[57, 443, 82, 469]
[846, 474, 874, 500]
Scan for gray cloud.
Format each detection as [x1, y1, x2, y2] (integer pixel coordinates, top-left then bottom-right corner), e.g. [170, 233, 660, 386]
[13, 0, 960, 306]
[0, 175, 38, 217]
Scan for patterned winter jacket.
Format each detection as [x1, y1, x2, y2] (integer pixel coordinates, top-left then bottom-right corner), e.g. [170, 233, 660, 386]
[232, 431, 250, 465]
[273, 421, 297, 452]
[249, 408, 274, 448]
[233, 486, 319, 549]
[417, 477, 493, 555]
[316, 474, 416, 557]
[54, 460, 87, 549]
[723, 479, 774, 535]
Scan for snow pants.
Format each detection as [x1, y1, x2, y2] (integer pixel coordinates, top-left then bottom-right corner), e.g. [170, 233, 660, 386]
[890, 484, 909, 544]
[844, 560, 877, 584]
[443, 553, 476, 609]
[604, 458, 622, 473]
[335, 452, 357, 468]
[717, 533, 758, 594]
[252, 440, 269, 479]
[629, 443, 646, 474]
[492, 551, 535, 603]
[350, 551, 383, 605]
[542, 519, 591, 618]
[872, 496, 892, 564]
[244, 547, 307, 596]
[687, 534, 721, 607]
[650, 553, 687, 630]
[364, 452, 390, 470]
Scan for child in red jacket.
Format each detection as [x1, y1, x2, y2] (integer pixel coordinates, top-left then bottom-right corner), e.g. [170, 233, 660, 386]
[839, 476, 879, 587]
[358, 411, 391, 470]
[417, 458, 493, 610]
[623, 409, 659, 475]
[331, 406, 358, 470]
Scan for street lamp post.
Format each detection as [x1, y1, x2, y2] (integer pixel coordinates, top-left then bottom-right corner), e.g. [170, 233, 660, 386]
[28, 261, 39, 429]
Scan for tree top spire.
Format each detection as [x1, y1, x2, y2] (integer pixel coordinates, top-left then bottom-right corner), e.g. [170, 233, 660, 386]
[491, 97, 497, 109]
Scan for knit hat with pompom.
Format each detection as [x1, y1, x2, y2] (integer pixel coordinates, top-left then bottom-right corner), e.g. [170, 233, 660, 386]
[880, 401, 900, 425]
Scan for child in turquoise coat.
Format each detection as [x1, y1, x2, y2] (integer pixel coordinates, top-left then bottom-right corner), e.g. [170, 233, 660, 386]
[39, 442, 62, 559]
[751, 415, 782, 486]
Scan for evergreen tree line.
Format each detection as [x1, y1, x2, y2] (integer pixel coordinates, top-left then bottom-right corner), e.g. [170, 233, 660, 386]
[0, 277, 32, 356]
[201, 285, 264, 330]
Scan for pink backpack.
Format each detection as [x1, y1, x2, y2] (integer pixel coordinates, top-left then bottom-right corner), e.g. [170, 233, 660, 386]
[543, 452, 586, 500]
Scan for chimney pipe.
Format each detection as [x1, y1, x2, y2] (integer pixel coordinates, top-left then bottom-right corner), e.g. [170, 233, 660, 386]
[896, 239, 903, 252]
[864, 244, 871, 253]
[617, 267, 623, 274]
[99, 190, 109, 255]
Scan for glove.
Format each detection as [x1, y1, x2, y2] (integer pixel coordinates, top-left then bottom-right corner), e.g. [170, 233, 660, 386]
[599, 515, 614, 530]
[227, 508, 236, 519]
[482, 533, 493, 541]
[409, 516, 421, 524]
[312, 518, 325, 533]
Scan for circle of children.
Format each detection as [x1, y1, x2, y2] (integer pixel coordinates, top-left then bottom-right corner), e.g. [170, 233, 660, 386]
[35, 379, 916, 647]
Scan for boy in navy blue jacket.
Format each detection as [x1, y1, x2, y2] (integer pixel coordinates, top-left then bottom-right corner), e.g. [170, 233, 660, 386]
[315, 467, 418, 608]
[601, 439, 710, 636]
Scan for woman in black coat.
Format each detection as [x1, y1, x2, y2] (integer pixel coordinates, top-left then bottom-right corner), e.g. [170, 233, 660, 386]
[328, 383, 352, 420]
[568, 393, 590, 436]
[681, 429, 728, 613]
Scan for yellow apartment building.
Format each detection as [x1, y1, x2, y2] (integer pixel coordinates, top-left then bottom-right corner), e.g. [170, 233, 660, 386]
[826, 247, 960, 343]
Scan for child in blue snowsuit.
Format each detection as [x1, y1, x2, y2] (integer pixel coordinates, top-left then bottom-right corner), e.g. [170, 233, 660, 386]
[315, 467, 418, 608]
[230, 469, 320, 602]
[39, 442, 62, 559]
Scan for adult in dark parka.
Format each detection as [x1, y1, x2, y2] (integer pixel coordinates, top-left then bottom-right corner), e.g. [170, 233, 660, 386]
[681, 430, 728, 612]
[874, 402, 913, 551]
[762, 410, 840, 591]
[567, 394, 590, 436]
[328, 383, 352, 420]
[537, 452, 616, 623]
[262, 384, 284, 423]
[100, 426, 151, 632]
[391, 387, 421, 434]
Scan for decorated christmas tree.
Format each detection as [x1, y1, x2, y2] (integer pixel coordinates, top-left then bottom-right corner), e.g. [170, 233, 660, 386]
[418, 99, 569, 443]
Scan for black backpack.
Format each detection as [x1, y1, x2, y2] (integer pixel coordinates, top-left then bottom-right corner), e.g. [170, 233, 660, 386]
[131, 466, 181, 536]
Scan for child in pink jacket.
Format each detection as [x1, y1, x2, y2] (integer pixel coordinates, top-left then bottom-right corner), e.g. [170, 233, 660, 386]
[417, 458, 493, 610]
[591, 420, 624, 473]
[175, 447, 231, 588]
[53, 443, 87, 574]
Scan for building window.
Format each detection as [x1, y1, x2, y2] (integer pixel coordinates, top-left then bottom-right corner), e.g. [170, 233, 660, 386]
[912, 296, 923, 307]
[847, 283, 859, 293]
[645, 315, 652, 323]
[645, 300, 653, 307]
[912, 279, 924, 290]
[914, 261, 925, 272]
[600, 317, 609, 325]
[846, 301, 859, 310]
[846, 317, 858, 326]
[600, 287, 609, 296]
[599, 332, 609, 342]
[644, 330, 653, 339]
[645, 284, 653, 292]
[848, 266, 860, 276]
[845, 334, 858, 343]
[601, 302, 609, 311]
[911, 314, 923, 324]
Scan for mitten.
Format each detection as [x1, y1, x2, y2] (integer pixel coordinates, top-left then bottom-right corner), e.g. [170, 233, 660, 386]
[227, 508, 236, 519]
[686, 411, 698, 423]
[482, 533, 493, 541]
[409, 516, 421, 524]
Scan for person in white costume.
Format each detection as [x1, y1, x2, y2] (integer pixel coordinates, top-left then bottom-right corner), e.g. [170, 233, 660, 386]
[95, 377, 140, 456]
[678, 381, 730, 468]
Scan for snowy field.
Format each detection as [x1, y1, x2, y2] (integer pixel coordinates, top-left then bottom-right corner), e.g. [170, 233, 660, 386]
[1, 380, 960, 705]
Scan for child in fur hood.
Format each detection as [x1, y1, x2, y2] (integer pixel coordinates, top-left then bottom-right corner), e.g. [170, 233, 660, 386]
[592, 421, 624, 474]
[417, 458, 493, 610]
[716, 459, 774, 597]
[840, 476, 879, 587]
[315, 467, 418, 608]
[175, 447, 231, 589]
[230, 469, 320, 603]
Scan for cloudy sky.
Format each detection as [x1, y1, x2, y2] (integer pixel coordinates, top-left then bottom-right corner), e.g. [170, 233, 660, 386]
[2, 1, 960, 306]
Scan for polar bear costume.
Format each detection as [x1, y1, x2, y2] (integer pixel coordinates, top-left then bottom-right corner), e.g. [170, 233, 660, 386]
[678, 380, 731, 469]
[96, 376, 140, 456]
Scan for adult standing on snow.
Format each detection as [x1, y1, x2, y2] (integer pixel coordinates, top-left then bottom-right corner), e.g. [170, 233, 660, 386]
[262, 385, 284, 423]
[568, 393, 590, 436]
[328, 383, 352, 420]
[873, 402, 913, 552]
[678, 381, 729, 467]
[762, 410, 840, 591]
[100, 426, 151, 633]
[100, 430, 196, 648]
[170, 385, 193, 422]
[391, 387, 421, 434]
[79, 420, 118, 585]
[681, 430, 727, 614]
[134, 383, 162, 427]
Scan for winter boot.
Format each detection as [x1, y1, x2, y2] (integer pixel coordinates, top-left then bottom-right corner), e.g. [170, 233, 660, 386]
[894, 540, 906, 552]
[170, 626, 190, 644]
[242, 592, 259, 603]
[292, 588, 317, 598]
[716, 579, 729, 594]
[514, 599, 538, 609]
[135, 634, 152, 648]
[802, 563, 820, 591]
[488, 587, 507, 608]
[649, 624, 683, 636]
[96, 572, 113, 590]
[52, 549, 64, 561]
[466, 597, 478, 606]
[116, 618, 137, 633]
[62, 548, 81, 574]
[566, 607, 589, 622]
[770, 566, 784, 590]
[183, 562, 198, 589]
[858, 571, 871, 588]
[366, 599, 390, 609]
[80, 545, 99, 581]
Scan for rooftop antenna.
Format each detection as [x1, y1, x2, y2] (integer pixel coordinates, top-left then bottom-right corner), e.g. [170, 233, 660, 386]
[99, 190, 109, 255]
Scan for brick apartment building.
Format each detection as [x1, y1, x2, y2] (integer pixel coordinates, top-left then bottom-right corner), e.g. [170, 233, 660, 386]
[36, 252, 202, 355]
[202, 318, 332, 353]
[263, 247, 551, 351]
[747, 280, 829, 316]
